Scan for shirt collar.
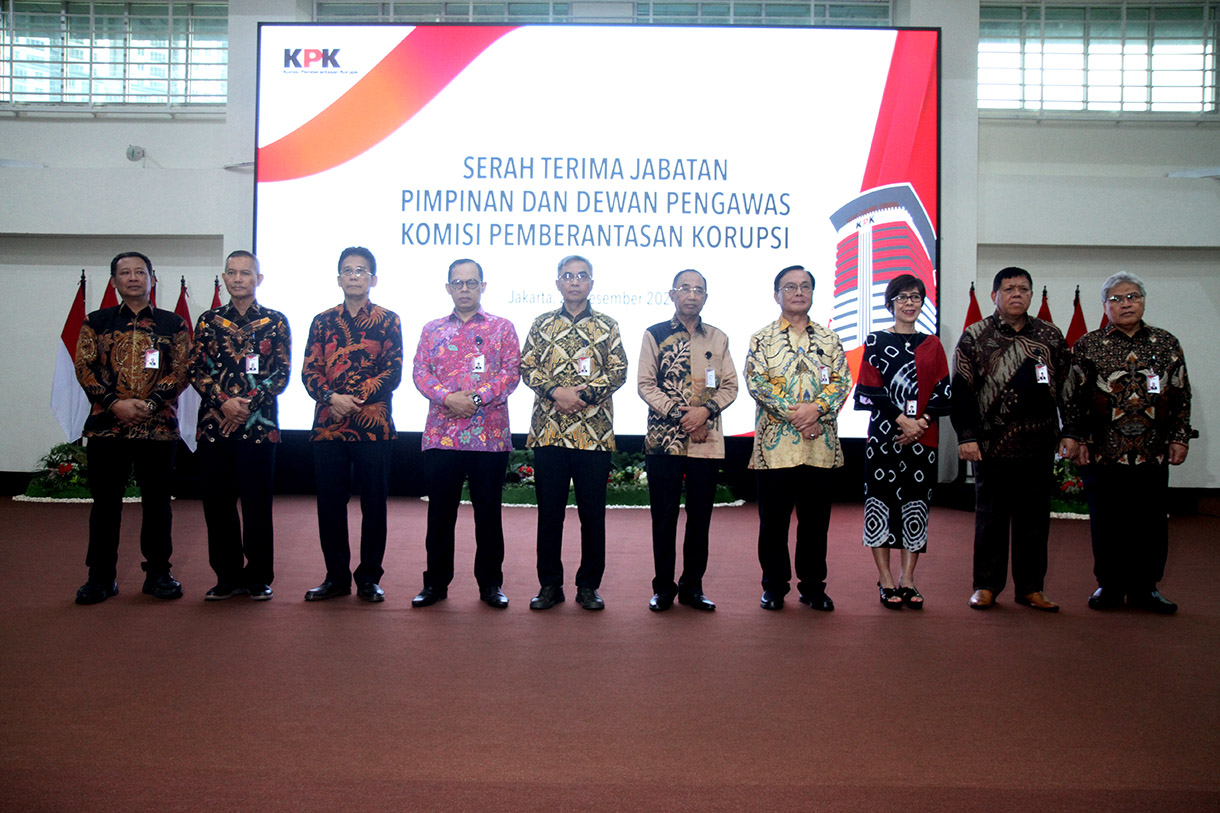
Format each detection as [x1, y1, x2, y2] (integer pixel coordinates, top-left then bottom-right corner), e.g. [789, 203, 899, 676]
[119, 301, 154, 319]
[448, 306, 488, 323]
[670, 314, 705, 335]
[558, 304, 593, 323]
[778, 315, 813, 334]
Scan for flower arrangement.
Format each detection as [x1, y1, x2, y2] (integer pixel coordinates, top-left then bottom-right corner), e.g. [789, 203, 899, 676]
[484, 449, 733, 507]
[24, 441, 139, 500]
[1050, 456, 1088, 515]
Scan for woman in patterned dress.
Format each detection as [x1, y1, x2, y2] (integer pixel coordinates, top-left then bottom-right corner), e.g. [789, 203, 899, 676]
[854, 274, 952, 609]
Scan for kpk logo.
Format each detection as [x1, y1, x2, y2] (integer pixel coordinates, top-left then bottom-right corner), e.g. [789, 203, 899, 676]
[283, 48, 341, 69]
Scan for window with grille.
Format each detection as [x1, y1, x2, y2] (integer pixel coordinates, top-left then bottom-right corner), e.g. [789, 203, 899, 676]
[1, 1, 228, 108]
[979, 2, 1218, 113]
[313, 0, 892, 26]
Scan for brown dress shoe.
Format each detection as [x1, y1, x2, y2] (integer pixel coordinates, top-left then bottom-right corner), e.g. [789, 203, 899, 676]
[1015, 591, 1059, 612]
[969, 589, 994, 609]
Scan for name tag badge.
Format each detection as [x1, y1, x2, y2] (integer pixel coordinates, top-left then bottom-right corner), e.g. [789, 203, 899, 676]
[906, 399, 919, 417]
[1147, 374, 1161, 394]
[705, 366, 717, 388]
[1035, 363, 1050, 384]
[245, 354, 260, 374]
[820, 367, 831, 386]
[472, 354, 485, 374]
[577, 356, 592, 377]
[144, 349, 160, 369]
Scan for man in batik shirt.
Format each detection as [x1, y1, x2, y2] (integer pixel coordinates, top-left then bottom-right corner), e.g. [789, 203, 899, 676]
[638, 269, 737, 612]
[189, 250, 291, 602]
[1063, 272, 1193, 614]
[520, 255, 628, 611]
[74, 251, 191, 605]
[745, 264, 852, 613]
[411, 259, 520, 609]
[301, 246, 403, 603]
[951, 266, 1074, 613]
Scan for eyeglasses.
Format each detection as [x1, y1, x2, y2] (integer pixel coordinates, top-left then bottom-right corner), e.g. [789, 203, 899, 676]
[779, 283, 813, 295]
[673, 285, 707, 296]
[1106, 292, 1145, 303]
[339, 267, 371, 278]
[559, 271, 591, 282]
[891, 293, 924, 304]
[447, 279, 483, 290]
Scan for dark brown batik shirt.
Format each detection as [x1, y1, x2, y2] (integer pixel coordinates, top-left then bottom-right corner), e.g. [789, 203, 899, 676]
[1064, 322, 1192, 466]
[75, 302, 191, 441]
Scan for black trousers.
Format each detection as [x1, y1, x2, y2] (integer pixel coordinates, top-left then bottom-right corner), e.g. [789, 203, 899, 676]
[533, 445, 611, 589]
[646, 454, 720, 597]
[1084, 463, 1170, 593]
[85, 437, 176, 583]
[423, 449, 509, 592]
[313, 441, 391, 588]
[756, 465, 834, 598]
[972, 456, 1051, 596]
[198, 437, 276, 587]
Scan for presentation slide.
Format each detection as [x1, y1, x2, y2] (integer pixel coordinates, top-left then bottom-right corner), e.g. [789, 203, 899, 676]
[255, 23, 940, 438]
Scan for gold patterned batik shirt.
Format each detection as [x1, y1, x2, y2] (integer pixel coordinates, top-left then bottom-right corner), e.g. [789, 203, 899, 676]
[519, 305, 627, 452]
[74, 303, 191, 441]
[745, 317, 852, 470]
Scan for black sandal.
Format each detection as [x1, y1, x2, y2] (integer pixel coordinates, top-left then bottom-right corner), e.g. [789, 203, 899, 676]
[878, 582, 903, 609]
[899, 586, 924, 609]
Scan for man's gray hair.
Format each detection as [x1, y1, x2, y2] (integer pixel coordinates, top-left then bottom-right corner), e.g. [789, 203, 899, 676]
[557, 255, 592, 276]
[1101, 271, 1146, 301]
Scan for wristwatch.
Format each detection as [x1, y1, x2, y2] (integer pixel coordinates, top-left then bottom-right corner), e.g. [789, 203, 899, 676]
[322, 391, 334, 405]
[471, 392, 484, 409]
[145, 399, 157, 413]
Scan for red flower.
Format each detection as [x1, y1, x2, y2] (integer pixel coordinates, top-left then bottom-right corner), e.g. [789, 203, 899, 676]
[58, 462, 73, 476]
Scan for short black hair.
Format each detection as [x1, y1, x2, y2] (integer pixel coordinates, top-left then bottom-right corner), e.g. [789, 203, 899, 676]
[338, 246, 377, 276]
[110, 251, 153, 278]
[774, 265, 814, 292]
[672, 268, 706, 289]
[993, 266, 1032, 293]
[448, 258, 484, 281]
[884, 274, 926, 312]
[226, 250, 259, 273]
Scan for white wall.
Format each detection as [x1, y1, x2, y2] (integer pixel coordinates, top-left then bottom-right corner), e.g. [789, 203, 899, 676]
[1, 0, 1217, 488]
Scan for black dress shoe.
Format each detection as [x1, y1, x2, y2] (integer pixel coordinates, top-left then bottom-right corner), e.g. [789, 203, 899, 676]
[678, 592, 716, 611]
[75, 581, 118, 605]
[304, 580, 351, 601]
[649, 592, 675, 612]
[480, 587, 509, 608]
[576, 586, 605, 611]
[204, 583, 240, 601]
[530, 584, 565, 610]
[1088, 587, 1124, 610]
[1127, 590, 1178, 615]
[248, 585, 273, 601]
[760, 589, 784, 611]
[799, 592, 835, 612]
[357, 583, 385, 603]
[412, 585, 447, 608]
[142, 572, 183, 600]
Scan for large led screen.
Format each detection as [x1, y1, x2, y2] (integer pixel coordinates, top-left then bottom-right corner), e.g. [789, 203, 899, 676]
[255, 23, 940, 438]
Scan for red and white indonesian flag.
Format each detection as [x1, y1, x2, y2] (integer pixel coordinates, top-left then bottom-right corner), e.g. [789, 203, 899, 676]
[51, 273, 91, 441]
[174, 277, 200, 452]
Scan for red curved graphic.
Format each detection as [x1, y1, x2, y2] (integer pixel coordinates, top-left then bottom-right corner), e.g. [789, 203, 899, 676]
[862, 30, 939, 232]
[258, 26, 516, 183]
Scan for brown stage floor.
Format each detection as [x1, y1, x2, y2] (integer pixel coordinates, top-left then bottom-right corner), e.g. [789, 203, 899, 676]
[2, 496, 1218, 810]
